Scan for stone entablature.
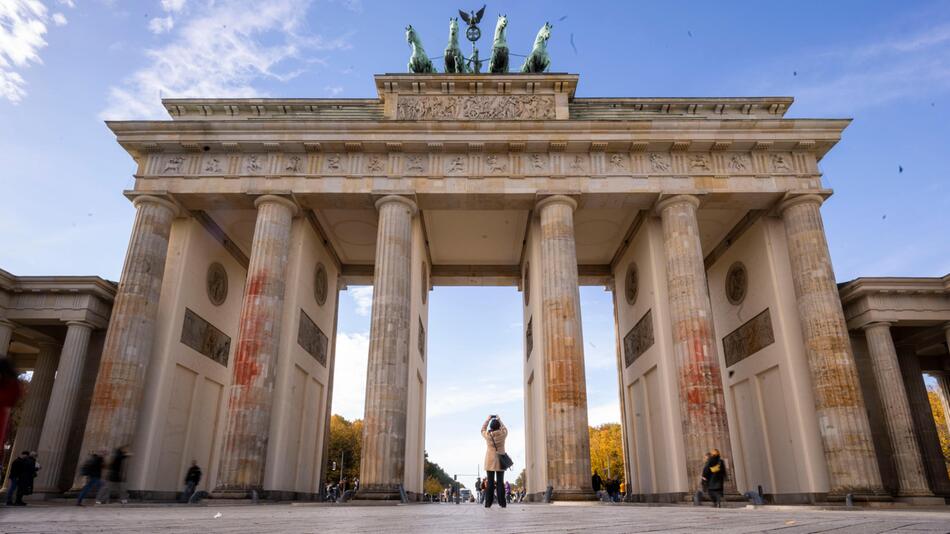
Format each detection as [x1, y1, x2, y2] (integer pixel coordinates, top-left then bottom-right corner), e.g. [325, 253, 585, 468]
[140, 149, 819, 181]
[840, 276, 950, 329]
[161, 74, 791, 121]
[0, 269, 116, 329]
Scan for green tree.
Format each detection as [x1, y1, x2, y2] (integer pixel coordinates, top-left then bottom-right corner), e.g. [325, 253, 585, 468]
[424, 451, 463, 488]
[326, 414, 362, 484]
[927, 388, 950, 478]
[514, 468, 525, 489]
[589, 423, 624, 483]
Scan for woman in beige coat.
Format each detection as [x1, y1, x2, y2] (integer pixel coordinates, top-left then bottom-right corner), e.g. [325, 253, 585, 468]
[481, 415, 508, 508]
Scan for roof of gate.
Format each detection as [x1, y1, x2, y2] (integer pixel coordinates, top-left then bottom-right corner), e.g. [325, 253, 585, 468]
[161, 73, 794, 121]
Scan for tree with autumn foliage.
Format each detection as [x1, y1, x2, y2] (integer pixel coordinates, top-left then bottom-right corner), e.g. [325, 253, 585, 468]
[589, 423, 624, 483]
[326, 414, 363, 484]
[927, 388, 950, 478]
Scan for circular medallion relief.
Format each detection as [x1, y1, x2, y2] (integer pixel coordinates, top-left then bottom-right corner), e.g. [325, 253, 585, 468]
[206, 262, 228, 306]
[625, 263, 639, 305]
[726, 261, 748, 305]
[523, 263, 530, 307]
[314, 262, 328, 306]
[421, 261, 429, 305]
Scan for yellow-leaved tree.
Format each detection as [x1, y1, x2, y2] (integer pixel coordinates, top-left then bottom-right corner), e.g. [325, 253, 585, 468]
[589, 423, 624, 483]
[926, 388, 950, 478]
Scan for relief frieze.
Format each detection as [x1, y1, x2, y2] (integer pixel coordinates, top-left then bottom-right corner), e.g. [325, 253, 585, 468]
[297, 309, 328, 366]
[396, 95, 556, 121]
[144, 150, 812, 179]
[180, 308, 230, 366]
[722, 308, 775, 367]
[624, 309, 654, 368]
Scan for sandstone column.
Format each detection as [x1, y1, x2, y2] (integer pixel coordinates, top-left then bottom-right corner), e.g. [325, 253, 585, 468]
[0, 319, 14, 358]
[657, 194, 734, 490]
[536, 195, 594, 500]
[356, 195, 416, 500]
[780, 194, 883, 494]
[214, 195, 297, 496]
[863, 322, 931, 496]
[35, 321, 94, 492]
[79, 195, 177, 461]
[3, 341, 58, 489]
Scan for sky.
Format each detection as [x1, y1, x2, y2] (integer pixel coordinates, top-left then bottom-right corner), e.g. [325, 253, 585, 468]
[2, 0, 950, 490]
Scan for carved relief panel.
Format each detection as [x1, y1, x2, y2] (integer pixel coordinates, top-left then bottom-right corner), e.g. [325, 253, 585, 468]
[396, 95, 556, 120]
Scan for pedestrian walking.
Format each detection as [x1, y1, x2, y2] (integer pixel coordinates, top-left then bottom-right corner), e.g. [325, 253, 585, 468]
[98, 446, 130, 504]
[701, 448, 727, 508]
[76, 451, 105, 506]
[481, 414, 509, 509]
[475, 476, 482, 503]
[5, 451, 36, 506]
[0, 359, 22, 457]
[182, 461, 201, 503]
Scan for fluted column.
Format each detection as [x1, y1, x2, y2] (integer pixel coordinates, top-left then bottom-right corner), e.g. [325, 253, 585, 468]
[780, 194, 883, 494]
[863, 322, 931, 496]
[78, 195, 178, 462]
[356, 195, 416, 500]
[536, 195, 594, 500]
[657, 194, 734, 491]
[2, 341, 58, 489]
[0, 319, 14, 358]
[35, 322, 94, 492]
[214, 195, 297, 496]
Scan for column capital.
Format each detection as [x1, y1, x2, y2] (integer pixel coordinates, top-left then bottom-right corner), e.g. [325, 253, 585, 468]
[131, 194, 180, 217]
[655, 194, 701, 215]
[535, 194, 577, 212]
[862, 321, 893, 332]
[779, 193, 824, 215]
[941, 322, 950, 332]
[374, 194, 418, 215]
[65, 320, 95, 331]
[253, 194, 299, 216]
[0, 318, 16, 330]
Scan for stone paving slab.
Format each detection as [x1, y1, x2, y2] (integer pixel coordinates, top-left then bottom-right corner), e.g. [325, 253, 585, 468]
[0, 502, 948, 534]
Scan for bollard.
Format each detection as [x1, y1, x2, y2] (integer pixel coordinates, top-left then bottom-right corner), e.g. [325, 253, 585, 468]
[693, 490, 703, 506]
[845, 493, 853, 507]
[543, 485, 554, 503]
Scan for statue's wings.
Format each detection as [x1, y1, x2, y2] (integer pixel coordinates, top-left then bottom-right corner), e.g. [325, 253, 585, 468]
[459, 10, 471, 24]
[473, 5, 486, 24]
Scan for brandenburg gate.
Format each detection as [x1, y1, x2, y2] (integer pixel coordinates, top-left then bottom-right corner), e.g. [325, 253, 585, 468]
[6, 70, 948, 504]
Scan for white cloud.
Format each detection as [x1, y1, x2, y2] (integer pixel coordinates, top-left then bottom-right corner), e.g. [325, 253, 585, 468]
[329, 331, 369, 420]
[0, 0, 51, 103]
[160, 0, 186, 12]
[51, 12, 66, 25]
[57, 0, 74, 7]
[587, 402, 621, 426]
[148, 15, 174, 34]
[348, 286, 373, 317]
[101, 0, 351, 119]
[323, 85, 342, 96]
[426, 384, 522, 419]
[771, 22, 950, 114]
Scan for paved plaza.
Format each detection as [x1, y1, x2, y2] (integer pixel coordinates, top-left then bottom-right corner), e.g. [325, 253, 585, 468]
[0, 502, 949, 533]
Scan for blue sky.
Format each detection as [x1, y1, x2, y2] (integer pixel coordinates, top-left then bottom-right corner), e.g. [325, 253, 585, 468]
[2, 1, 949, 489]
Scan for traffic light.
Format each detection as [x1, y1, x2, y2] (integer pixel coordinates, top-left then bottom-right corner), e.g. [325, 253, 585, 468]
[332, 461, 337, 471]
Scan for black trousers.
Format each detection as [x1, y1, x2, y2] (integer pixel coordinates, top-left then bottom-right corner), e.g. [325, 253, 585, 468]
[484, 470, 505, 508]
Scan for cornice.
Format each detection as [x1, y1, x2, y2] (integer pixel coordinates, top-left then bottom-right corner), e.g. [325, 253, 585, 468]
[3, 275, 118, 302]
[838, 276, 950, 305]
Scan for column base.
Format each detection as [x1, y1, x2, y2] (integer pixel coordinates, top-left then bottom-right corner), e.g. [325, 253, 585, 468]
[352, 486, 405, 502]
[550, 489, 598, 502]
[210, 487, 263, 500]
[896, 495, 946, 506]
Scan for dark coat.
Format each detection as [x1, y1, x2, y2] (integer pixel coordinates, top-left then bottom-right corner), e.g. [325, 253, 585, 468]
[185, 465, 202, 485]
[10, 456, 37, 495]
[108, 449, 127, 483]
[81, 454, 104, 478]
[591, 473, 602, 491]
[702, 456, 727, 491]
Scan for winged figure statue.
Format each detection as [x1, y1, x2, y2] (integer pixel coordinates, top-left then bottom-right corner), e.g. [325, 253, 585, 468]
[458, 5, 486, 26]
